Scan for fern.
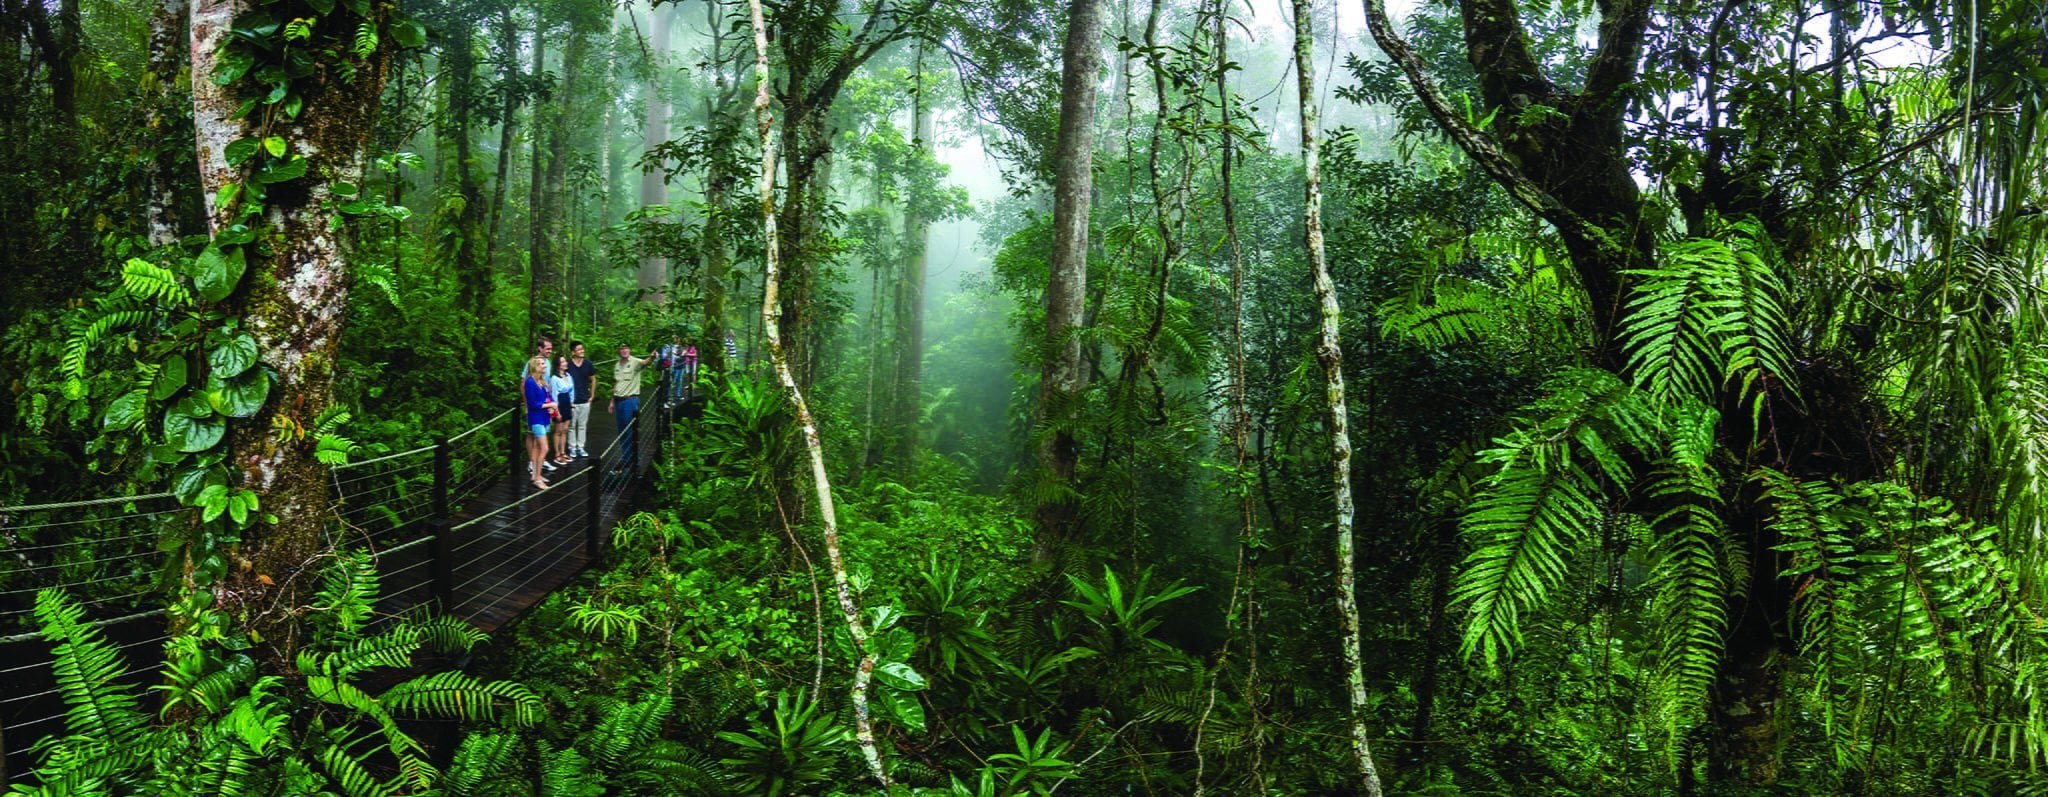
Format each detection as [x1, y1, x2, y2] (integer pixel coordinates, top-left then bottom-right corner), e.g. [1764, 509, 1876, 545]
[36, 589, 148, 750]
[119, 258, 195, 307]
[62, 300, 152, 380]
[1642, 464, 1729, 734]
[380, 670, 545, 725]
[351, 22, 378, 58]
[1621, 221, 1795, 414]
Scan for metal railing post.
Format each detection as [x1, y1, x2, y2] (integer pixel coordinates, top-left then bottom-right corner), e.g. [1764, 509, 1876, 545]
[586, 450, 602, 560]
[430, 435, 453, 610]
[509, 401, 523, 486]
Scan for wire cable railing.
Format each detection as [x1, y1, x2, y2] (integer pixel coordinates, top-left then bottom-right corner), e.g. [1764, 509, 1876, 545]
[0, 364, 692, 780]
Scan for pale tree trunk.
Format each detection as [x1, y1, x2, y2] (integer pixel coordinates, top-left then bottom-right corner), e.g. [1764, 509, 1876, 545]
[745, 0, 889, 786]
[637, 0, 673, 302]
[892, 97, 932, 473]
[1290, 0, 1382, 792]
[144, 0, 193, 248]
[1034, 0, 1108, 552]
[537, 31, 585, 334]
[525, 28, 548, 344]
[189, 0, 391, 654]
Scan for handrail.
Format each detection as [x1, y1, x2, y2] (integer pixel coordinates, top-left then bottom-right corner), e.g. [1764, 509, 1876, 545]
[0, 493, 175, 514]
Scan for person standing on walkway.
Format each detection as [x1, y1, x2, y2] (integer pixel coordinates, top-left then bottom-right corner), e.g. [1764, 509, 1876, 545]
[567, 341, 596, 458]
[520, 336, 554, 384]
[610, 344, 656, 472]
[658, 334, 683, 407]
[724, 332, 740, 367]
[680, 343, 699, 398]
[524, 356, 556, 490]
[549, 356, 575, 466]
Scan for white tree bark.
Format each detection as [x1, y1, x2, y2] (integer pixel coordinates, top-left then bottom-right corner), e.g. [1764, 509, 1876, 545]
[188, 0, 389, 653]
[744, 0, 889, 786]
[637, 0, 673, 302]
[1291, 0, 1383, 792]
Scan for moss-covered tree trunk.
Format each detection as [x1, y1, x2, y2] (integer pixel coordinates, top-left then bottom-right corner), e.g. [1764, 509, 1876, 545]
[1033, 0, 1107, 553]
[1291, 1, 1381, 791]
[189, 0, 391, 654]
[745, 0, 888, 784]
[440, 21, 491, 379]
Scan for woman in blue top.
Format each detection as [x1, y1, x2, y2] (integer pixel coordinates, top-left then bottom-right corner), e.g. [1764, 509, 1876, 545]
[549, 356, 576, 467]
[524, 357, 556, 489]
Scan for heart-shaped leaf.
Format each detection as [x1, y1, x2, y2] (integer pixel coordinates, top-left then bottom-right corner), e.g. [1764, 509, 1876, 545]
[212, 369, 271, 418]
[194, 244, 247, 303]
[209, 334, 260, 379]
[102, 389, 147, 431]
[165, 412, 226, 453]
[153, 354, 188, 401]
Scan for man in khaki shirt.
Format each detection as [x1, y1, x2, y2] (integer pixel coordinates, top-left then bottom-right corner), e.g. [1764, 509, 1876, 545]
[608, 345, 655, 470]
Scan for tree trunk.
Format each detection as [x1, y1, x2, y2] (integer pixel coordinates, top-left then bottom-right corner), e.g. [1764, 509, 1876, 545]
[485, 6, 519, 279]
[524, 28, 549, 344]
[891, 101, 933, 473]
[1033, 0, 1108, 553]
[637, 0, 673, 303]
[536, 32, 583, 337]
[188, 0, 392, 654]
[698, 0, 737, 377]
[744, 0, 889, 785]
[1292, 0, 1383, 792]
[441, 22, 491, 381]
[144, 0, 195, 248]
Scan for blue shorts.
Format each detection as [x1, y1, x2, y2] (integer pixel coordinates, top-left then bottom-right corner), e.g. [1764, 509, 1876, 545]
[531, 423, 549, 438]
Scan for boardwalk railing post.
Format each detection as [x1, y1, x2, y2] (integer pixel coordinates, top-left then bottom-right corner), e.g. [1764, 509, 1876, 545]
[509, 400, 523, 486]
[586, 449, 602, 560]
[430, 435, 453, 611]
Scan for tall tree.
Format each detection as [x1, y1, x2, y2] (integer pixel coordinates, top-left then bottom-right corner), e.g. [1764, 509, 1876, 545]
[891, 80, 932, 472]
[1292, 0, 1382, 791]
[188, 0, 397, 652]
[636, 0, 673, 303]
[1033, 0, 1107, 551]
[745, 0, 889, 784]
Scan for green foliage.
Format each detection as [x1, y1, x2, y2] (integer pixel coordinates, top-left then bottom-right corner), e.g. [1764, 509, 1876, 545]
[11, 554, 540, 795]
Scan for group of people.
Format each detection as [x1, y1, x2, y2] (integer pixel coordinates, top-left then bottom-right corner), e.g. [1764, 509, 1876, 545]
[520, 334, 706, 491]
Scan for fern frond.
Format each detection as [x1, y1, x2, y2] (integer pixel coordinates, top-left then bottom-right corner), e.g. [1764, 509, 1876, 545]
[1643, 464, 1729, 734]
[35, 589, 147, 750]
[1623, 222, 1794, 412]
[380, 670, 546, 726]
[121, 258, 196, 307]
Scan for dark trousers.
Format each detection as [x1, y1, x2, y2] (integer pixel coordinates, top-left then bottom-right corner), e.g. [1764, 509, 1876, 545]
[614, 396, 640, 467]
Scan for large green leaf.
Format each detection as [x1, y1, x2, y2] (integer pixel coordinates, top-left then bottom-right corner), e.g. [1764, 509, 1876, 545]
[102, 390, 147, 431]
[165, 412, 226, 453]
[211, 369, 271, 419]
[210, 334, 260, 379]
[170, 392, 215, 419]
[152, 354, 188, 401]
[194, 244, 248, 303]
[877, 687, 926, 734]
[874, 662, 926, 692]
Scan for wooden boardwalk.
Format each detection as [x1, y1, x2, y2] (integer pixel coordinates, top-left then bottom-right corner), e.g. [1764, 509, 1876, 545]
[0, 382, 696, 773]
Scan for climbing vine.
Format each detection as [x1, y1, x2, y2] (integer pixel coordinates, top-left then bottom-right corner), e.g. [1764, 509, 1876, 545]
[57, 0, 423, 612]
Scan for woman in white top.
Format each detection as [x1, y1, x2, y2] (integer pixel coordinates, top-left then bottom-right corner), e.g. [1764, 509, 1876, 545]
[549, 356, 576, 467]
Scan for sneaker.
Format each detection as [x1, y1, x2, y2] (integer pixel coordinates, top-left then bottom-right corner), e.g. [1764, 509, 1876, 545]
[542, 461, 558, 472]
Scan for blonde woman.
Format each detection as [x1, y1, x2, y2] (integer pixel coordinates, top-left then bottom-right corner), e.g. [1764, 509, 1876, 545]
[523, 356, 556, 489]
[549, 356, 575, 466]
